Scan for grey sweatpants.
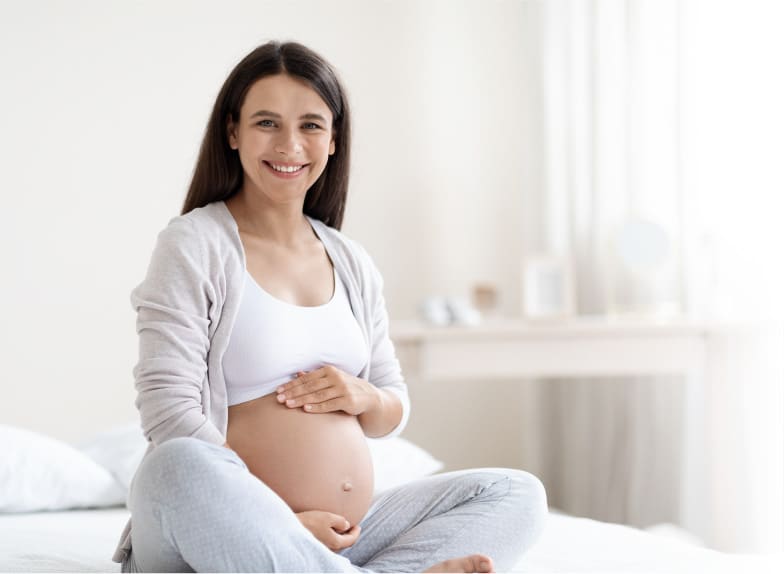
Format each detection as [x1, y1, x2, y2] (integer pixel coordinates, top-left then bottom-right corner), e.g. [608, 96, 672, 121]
[122, 437, 547, 573]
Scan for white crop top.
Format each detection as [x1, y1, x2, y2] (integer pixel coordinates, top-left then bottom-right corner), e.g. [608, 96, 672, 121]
[223, 265, 368, 407]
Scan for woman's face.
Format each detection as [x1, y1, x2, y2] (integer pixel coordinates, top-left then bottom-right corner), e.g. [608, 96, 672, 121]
[228, 73, 335, 205]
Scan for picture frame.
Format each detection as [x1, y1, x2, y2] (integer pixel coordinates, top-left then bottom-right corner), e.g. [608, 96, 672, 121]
[521, 254, 576, 319]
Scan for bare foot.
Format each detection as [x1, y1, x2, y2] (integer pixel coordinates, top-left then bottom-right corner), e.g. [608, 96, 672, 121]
[424, 554, 494, 573]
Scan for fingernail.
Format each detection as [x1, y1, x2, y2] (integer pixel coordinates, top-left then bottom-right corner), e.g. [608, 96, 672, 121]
[286, 399, 295, 407]
[276, 386, 284, 393]
[304, 404, 313, 411]
[480, 560, 490, 570]
[277, 394, 286, 403]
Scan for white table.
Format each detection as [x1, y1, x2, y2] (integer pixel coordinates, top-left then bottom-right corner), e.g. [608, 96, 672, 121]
[389, 315, 712, 542]
[390, 316, 709, 380]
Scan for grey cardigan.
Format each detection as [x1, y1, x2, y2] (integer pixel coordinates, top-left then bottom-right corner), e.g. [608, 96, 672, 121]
[112, 201, 410, 563]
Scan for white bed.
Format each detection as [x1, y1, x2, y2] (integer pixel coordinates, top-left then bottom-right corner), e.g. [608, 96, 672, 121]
[2, 507, 781, 573]
[2, 424, 782, 573]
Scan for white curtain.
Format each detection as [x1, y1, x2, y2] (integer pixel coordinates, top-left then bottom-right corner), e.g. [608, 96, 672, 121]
[530, 0, 784, 553]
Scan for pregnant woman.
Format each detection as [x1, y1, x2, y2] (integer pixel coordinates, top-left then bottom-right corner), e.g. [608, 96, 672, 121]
[112, 41, 547, 573]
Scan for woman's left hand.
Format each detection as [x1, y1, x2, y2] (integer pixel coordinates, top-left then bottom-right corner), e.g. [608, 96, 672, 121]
[276, 365, 380, 416]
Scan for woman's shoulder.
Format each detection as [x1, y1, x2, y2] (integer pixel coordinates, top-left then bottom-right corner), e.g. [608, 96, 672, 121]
[139, 201, 241, 293]
[169, 201, 232, 232]
[157, 201, 236, 248]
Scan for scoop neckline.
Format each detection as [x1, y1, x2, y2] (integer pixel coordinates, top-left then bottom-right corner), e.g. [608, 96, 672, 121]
[244, 265, 338, 309]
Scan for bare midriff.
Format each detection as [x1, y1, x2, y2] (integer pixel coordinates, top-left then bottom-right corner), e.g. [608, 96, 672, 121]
[227, 392, 374, 526]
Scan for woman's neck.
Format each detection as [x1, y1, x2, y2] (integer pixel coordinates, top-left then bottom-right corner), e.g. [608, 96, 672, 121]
[226, 193, 315, 249]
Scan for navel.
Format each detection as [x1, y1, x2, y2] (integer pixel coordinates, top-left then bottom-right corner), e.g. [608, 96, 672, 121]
[341, 480, 353, 492]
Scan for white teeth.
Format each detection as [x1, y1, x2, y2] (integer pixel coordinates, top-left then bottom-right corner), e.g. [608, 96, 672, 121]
[270, 163, 304, 173]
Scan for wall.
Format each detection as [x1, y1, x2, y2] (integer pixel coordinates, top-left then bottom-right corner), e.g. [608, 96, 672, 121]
[0, 0, 544, 467]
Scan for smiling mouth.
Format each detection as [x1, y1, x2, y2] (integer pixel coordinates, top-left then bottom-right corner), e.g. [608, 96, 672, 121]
[264, 161, 308, 174]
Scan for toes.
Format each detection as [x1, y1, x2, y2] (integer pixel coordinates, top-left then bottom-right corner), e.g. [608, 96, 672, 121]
[475, 555, 494, 573]
[424, 554, 494, 573]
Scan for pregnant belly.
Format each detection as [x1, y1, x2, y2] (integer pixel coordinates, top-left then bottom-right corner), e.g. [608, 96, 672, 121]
[226, 393, 374, 526]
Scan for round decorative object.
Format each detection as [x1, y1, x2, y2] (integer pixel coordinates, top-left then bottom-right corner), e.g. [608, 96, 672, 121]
[615, 218, 671, 273]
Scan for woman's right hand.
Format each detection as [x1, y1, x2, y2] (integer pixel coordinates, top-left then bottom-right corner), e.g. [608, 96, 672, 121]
[296, 510, 361, 551]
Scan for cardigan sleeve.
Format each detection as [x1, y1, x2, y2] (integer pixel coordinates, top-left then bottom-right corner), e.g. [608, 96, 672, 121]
[361, 247, 411, 439]
[129, 217, 224, 447]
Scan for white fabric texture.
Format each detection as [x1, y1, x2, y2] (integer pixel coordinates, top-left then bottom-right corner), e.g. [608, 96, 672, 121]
[0, 425, 125, 512]
[2, 507, 782, 574]
[366, 435, 443, 493]
[77, 425, 151, 494]
[223, 268, 367, 407]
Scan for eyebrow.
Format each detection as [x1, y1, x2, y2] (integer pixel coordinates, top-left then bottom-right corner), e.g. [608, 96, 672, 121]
[250, 110, 329, 123]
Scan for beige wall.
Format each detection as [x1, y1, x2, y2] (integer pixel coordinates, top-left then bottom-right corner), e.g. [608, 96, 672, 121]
[0, 0, 544, 474]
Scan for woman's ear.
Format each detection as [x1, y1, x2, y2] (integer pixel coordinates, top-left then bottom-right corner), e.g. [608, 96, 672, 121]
[227, 117, 238, 150]
[329, 137, 336, 156]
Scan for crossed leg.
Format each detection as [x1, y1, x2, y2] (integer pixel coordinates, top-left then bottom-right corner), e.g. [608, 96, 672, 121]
[339, 467, 548, 572]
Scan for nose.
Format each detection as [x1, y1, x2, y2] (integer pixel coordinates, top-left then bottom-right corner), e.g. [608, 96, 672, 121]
[273, 128, 303, 156]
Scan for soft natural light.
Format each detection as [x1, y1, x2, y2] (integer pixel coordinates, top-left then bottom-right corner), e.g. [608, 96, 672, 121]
[540, 0, 784, 553]
[682, 0, 784, 322]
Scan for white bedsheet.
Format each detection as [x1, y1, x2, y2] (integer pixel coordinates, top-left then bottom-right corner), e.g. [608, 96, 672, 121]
[0, 507, 126, 572]
[1, 507, 781, 573]
[522, 511, 783, 573]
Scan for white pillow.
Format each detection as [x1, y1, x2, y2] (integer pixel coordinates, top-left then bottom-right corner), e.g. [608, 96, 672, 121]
[79, 423, 443, 496]
[367, 436, 444, 492]
[77, 422, 147, 491]
[0, 425, 126, 512]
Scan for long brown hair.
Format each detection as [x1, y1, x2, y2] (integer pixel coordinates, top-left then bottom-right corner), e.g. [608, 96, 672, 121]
[181, 41, 351, 230]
